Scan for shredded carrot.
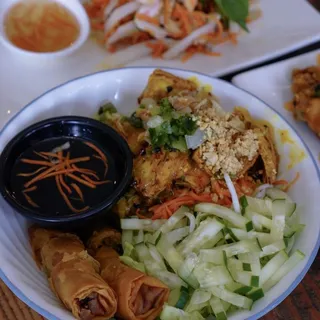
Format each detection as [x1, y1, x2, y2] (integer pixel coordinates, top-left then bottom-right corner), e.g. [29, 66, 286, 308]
[229, 32, 238, 45]
[273, 180, 289, 186]
[18, 167, 46, 177]
[135, 13, 160, 26]
[59, 174, 72, 195]
[33, 151, 48, 160]
[71, 183, 84, 202]
[150, 191, 214, 220]
[23, 186, 37, 193]
[146, 40, 168, 58]
[21, 159, 54, 167]
[80, 174, 110, 185]
[71, 164, 100, 180]
[55, 176, 89, 213]
[67, 173, 96, 189]
[23, 193, 39, 208]
[163, 0, 170, 26]
[40, 151, 64, 159]
[85, 142, 107, 161]
[181, 45, 221, 62]
[283, 172, 300, 192]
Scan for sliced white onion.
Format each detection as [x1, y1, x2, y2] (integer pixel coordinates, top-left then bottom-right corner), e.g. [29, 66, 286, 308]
[134, 18, 167, 39]
[104, 2, 140, 33]
[106, 21, 138, 45]
[185, 129, 205, 150]
[163, 22, 216, 59]
[254, 184, 273, 198]
[51, 142, 70, 153]
[147, 115, 163, 128]
[104, 0, 118, 19]
[140, 98, 157, 108]
[224, 173, 241, 214]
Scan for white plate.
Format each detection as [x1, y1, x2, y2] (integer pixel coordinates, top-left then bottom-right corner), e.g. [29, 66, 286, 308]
[0, 67, 319, 320]
[232, 49, 320, 167]
[0, 0, 320, 130]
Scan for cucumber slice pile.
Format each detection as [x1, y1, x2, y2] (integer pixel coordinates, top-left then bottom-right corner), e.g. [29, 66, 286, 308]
[119, 187, 305, 319]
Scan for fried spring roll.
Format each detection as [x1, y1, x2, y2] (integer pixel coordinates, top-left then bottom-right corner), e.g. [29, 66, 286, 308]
[87, 227, 121, 256]
[29, 226, 117, 320]
[50, 258, 117, 320]
[95, 247, 170, 320]
[41, 235, 99, 275]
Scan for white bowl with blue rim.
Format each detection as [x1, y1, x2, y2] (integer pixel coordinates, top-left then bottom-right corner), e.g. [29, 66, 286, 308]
[0, 67, 319, 320]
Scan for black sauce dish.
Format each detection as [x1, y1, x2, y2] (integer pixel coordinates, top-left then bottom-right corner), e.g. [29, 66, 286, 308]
[0, 116, 133, 229]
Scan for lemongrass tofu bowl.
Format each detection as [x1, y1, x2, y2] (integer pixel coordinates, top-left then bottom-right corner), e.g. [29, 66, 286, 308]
[0, 68, 318, 320]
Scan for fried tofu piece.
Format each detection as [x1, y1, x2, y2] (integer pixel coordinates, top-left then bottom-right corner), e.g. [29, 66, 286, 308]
[254, 127, 279, 183]
[183, 167, 211, 193]
[138, 69, 197, 102]
[291, 66, 320, 136]
[305, 98, 320, 136]
[133, 150, 192, 198]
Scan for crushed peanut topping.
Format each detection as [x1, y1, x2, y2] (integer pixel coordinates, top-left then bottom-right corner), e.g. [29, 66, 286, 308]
[194, 99, 259, 176]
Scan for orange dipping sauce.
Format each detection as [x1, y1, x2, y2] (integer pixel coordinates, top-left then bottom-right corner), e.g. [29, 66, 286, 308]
[4, 0, 80, 53]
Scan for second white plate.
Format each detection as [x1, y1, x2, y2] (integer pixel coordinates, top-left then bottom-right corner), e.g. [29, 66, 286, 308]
[232, 49, 320, 167]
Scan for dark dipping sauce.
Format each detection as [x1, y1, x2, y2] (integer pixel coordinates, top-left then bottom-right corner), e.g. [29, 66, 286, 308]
[10, 137, 117, 216]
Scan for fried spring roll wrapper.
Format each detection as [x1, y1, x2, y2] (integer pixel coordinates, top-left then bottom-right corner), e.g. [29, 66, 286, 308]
[95, 247, 170, 320]
[41, 235, 99, 275]
[28, 226, 65, 268]
[87, 228, 121, 256]
[50, 258, 117, 320]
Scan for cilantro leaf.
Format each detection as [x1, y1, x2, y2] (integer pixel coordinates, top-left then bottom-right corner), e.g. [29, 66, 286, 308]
[159, 98, 174, 120]
[98, 102, 117, 115]
[171, 116, 198, 136]
[215, 0, 249, 32]
[127, 112, 143, 128]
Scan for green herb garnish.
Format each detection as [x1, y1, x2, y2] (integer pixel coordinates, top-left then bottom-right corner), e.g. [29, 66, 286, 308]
[127, 112, 143, 128]
[215, 0, 249, 32]
[98, 102, 117, 115]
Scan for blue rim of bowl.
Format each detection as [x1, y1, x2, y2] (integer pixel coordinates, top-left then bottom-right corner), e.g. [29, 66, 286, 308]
[0, 66, 319, 320]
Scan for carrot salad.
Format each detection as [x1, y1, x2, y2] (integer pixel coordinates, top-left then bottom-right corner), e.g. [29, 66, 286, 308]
[83, 0, 261, 62]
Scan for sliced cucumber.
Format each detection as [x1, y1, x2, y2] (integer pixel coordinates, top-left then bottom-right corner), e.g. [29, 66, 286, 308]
[119, 256, 146, 273]
[156, 235, 184, 273]
[234, 271, 259, 287]
[134, 229, 144, 244]
[260, 250, 288, 286]
[195, 203, 252, 231]
[273, 199, 296, 217]
[194, 264, 233, 288]
[210, 286, 253, 309]
[234, 286, 253, 295]
[186, 289, 211, 313]
[260, 240, 286, 257]
[175, 287, 189, 309]
[166, 227, 189, 245]
[177, 218, 224, 256]
[147, 243, 167, 270]
[160, 305, 189, 319]
[263, 250, 305, 291]
[209, 297, 227, 320]
[122, 230, 133, 249]
[178, 253, 199, 289]
[246, 288, 264, 302]
[245, 196, 273, 217]
[245, 209, 272, 231]
[266, 188, 292, 201]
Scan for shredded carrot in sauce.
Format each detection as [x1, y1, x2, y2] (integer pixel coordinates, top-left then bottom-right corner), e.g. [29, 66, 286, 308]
[18, 141, 109, 214]
[283, 172, 300, 192]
